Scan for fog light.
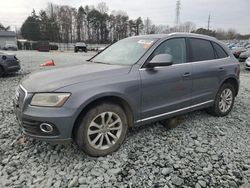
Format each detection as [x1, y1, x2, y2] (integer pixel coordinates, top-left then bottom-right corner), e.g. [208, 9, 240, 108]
[40, 123, 54, 133]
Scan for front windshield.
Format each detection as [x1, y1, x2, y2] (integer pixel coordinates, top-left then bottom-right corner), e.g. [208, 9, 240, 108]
[92, 37, 157, 65]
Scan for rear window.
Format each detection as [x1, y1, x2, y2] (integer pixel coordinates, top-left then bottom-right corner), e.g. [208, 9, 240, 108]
[189, 38, 215, 62]
[212, 42, 228, 59]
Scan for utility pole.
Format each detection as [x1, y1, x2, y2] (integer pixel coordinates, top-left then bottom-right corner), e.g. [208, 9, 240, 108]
[207, 14, 211, 31]
[175, 0, 181, 31]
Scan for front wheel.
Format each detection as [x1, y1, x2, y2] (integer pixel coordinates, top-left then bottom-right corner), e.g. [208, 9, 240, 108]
[75, 103, 128, 157]
[207, 83, 235, 117]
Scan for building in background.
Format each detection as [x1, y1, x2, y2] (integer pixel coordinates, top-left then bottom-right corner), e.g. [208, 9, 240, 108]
[0, 31, 17, 50]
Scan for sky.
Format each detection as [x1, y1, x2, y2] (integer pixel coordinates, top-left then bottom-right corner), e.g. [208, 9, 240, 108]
[0, 0, 249, 34]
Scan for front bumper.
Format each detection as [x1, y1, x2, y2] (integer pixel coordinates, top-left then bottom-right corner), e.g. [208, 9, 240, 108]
[13, 86, 75, 142]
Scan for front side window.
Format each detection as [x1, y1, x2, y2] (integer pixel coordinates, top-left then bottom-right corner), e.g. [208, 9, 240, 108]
[149, 38, 187, 64]
[189, 38, 215, 62]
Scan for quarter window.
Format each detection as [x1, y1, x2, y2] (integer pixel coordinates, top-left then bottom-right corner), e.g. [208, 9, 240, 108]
[212, 42, 228, 59]
[189, 38, 215, 62]
[149, 38, 186, 64]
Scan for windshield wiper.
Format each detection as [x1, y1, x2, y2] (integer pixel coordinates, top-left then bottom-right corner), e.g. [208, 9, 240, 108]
[93, 61, 112, 65]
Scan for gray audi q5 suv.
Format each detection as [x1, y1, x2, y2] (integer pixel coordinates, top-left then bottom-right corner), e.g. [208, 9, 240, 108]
[14, 33, 240, 156]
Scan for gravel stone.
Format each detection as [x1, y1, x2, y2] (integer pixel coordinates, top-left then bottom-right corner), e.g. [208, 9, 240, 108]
[171, 175, 184, 186]
[68, 176, 78, 187]
[107, 168, 121, 175]
[53, 180, 61, 188]
[198, 180, 206, 187]
[195, 182, 202, 188]
[162, 167, 174, 176]
[78, 177, 85, 184]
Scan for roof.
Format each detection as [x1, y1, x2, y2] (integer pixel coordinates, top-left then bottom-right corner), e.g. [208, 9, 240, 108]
[131, 32, 217, 41]
[0, 31, 16, 37]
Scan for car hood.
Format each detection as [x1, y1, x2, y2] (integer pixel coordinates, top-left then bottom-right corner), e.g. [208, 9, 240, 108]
[21, 63, 131, 92]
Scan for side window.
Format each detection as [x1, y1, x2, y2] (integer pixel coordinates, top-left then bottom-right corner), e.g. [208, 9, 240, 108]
[189, 38, 215, 62]
[212, 42, 228, 59]
[149, 38, 186, 64]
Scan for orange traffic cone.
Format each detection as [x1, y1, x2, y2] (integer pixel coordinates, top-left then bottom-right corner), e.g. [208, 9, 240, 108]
[40, 60, 55, 67]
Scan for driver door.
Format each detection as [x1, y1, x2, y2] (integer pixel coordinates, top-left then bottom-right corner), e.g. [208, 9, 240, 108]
[139, 38, 192, 121]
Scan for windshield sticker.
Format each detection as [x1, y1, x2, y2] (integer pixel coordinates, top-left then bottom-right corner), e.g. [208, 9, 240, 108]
[143, 43, 151, 49]
[138, 40, 154, 49]
[138, 40, 154, 45]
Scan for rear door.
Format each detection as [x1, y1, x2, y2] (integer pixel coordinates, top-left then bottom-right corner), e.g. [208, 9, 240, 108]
[188, 38, 228, 105]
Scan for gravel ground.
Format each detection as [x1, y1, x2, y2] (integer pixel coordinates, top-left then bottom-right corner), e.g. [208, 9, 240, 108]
[0, 51, 250, 188]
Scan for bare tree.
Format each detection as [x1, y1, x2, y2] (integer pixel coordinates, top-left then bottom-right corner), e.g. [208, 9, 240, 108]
[97, 2, 109, 14]
[181, 22, 196, 33]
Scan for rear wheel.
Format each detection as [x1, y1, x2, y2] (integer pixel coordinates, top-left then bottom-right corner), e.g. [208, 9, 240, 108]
[207, 83, 235, 117]
[75, 103, 128, 157]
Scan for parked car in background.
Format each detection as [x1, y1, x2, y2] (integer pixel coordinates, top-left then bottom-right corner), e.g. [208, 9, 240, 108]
[0, 51, 20, 77]
[74, 42, 87, 53]
[239, 50, 250, 62]
[245, 57, 250, 70]
[232, 47, 246, 58]
[14, 33, 240, 156]
[3, 41, 18, 51]
[228, 43, 236, 50]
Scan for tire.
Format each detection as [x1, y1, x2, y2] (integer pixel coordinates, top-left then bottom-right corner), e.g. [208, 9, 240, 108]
[0, 66, 4, 77]
[206, 83, 235, 117]
[75, 103, 128, 157]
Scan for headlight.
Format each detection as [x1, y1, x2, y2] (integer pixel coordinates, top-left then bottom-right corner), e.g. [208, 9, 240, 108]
[30, 93, 71, 107]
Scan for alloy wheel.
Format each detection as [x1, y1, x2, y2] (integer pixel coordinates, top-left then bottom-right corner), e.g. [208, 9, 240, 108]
[219, 88, 233, 113]
[87, 112, 122, 150]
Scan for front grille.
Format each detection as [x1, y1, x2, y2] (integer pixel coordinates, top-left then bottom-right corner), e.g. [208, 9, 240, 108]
[22, 119, 59, 136]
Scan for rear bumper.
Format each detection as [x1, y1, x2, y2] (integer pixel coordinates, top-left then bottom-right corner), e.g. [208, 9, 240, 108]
[6, 64, 21, 73]
[75, 47, 87, 51]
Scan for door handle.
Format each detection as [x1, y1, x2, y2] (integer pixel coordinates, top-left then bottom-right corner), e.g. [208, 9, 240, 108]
[183, 72, 191, 77]
[218, 67, 224, 72]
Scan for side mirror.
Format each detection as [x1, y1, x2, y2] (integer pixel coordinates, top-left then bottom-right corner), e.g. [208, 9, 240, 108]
[149, 54, 173, 67]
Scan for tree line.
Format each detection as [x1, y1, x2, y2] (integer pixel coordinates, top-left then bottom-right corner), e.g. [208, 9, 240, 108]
[10, 2, 249, 43]
[20, 2, 144, 44]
